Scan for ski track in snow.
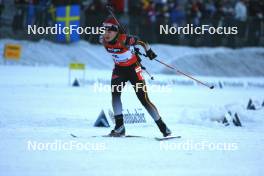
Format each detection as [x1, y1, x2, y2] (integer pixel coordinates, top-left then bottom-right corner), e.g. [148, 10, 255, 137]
[0, 65, 263, 176]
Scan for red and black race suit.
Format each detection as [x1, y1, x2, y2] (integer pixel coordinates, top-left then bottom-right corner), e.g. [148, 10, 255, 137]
[103, 34, 161, 121]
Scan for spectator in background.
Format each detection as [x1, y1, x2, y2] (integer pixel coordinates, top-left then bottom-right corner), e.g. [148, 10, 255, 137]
[155, 1, 171, 44]
[186, 0, 203, 46]
[128, 0, 143, 34]
[212, 1, 232, 33]
[222, 0, 235, 47]
[0, 0, 4, 27]
[85, 0, 105, 22]
[170, 2, 185, 44]
[35, 0, 50, 27]
[84, 0, 106, 43]
[47, 2, 55, 26]
[234, 0, 247, 43]
[140, 0, 157, 42]
[170, 2, 185, 26]
[26, 0, 37, 26]
[108, 0, 124, 14]
[0, 0, 4, 16]
[235, 0, 247, 21]
[247, 0, 263, 46]
[187, 0, 202, 26]
[201, 0, 217, 27]
[221, 0, 235, 25]
[200, 0, 216, 46]
[203, 0, 216, 19]
[147, 0, 156, 24]
[13, 0, 27, 31]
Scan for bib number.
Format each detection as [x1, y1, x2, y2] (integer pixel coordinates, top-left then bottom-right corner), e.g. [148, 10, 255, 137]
[111, 50, 133, 63]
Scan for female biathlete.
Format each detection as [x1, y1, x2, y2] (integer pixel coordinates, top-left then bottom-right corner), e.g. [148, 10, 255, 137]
[101, 17, 171, 137]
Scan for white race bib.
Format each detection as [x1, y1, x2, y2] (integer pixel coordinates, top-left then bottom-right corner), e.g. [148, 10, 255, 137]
[111, 50, 133, 63]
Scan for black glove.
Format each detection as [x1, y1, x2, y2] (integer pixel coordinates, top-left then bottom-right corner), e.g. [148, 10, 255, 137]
[146, 48, 157, 60]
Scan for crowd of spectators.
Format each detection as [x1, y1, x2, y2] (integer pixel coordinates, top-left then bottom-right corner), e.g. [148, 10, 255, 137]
[84, 0, 264, 46]
[0, 0, 263, 46]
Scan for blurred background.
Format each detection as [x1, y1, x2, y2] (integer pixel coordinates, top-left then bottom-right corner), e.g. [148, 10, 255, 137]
[0, 0, 263, 47]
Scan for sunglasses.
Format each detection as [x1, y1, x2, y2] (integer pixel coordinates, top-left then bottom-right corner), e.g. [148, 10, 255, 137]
[103, 23, 119, 32]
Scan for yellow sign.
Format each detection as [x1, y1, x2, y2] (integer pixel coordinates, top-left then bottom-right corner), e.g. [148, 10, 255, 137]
[4, 44, 21, 60]
[69, 63, 85, 70]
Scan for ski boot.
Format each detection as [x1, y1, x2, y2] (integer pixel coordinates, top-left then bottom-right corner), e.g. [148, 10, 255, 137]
[155, 118, 171, 137]
[109, 114, 125, 137]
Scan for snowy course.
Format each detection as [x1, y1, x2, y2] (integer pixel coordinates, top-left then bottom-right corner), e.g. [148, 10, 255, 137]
[1, 39, 264, 76]
[0, 40, 264, 176]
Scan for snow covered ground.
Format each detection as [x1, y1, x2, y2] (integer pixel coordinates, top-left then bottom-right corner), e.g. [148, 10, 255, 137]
[1, 39, 264, 76]
[0, 65, 264, 176]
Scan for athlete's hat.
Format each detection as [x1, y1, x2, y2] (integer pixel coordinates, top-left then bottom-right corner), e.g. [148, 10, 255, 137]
[103, 17, 119, 32]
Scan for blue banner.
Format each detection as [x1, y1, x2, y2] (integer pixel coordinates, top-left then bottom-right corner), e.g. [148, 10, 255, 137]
[56, 5, 80, 43]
